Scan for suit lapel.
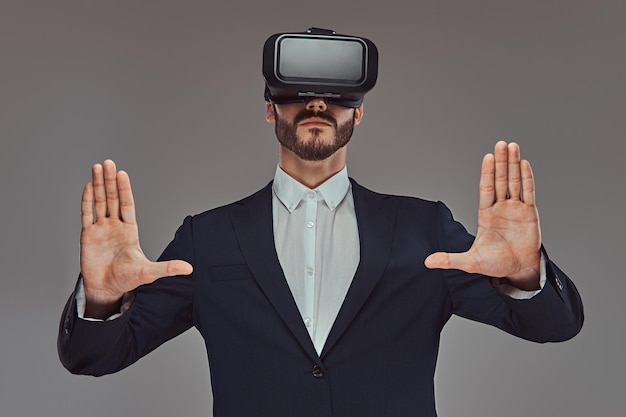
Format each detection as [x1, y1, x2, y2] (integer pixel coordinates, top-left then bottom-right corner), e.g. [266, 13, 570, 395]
[230, 183, 320, 360]
[321, 180, 397, 358]
[230, 180, 397, 361]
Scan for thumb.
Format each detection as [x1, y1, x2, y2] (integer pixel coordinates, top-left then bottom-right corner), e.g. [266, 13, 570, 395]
[424, 252, 451, 269]
[142, 259, 194, 284]
[425, 251, 472, 271]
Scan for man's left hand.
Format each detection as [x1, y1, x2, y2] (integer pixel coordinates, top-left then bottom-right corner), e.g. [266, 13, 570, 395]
[425, 141, 542, 291]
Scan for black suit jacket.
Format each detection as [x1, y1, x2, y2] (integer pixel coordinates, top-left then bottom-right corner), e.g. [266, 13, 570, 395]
[58, 180, 584, 417]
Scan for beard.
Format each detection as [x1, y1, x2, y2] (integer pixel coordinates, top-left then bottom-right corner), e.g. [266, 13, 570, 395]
[274, 107, 355, 161]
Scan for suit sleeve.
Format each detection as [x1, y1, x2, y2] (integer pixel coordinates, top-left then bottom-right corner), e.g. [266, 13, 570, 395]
[57, 216, 196, 376]
[434, 201, 584, 342]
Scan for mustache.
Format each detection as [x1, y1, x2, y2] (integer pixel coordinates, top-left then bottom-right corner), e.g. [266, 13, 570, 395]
[293, 110, 337, 128]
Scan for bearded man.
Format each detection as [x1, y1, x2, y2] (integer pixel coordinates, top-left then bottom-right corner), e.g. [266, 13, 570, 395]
[58, 29, 583, 417]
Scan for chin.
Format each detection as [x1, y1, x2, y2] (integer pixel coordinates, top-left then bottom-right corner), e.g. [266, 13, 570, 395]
[299, 132, 335, 145]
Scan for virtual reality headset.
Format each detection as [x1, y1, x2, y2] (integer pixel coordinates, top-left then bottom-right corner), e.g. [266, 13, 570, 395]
[263, 28, 378, 108]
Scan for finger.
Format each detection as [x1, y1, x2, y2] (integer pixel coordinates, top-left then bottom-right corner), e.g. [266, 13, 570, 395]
[424, 251, 476, 273]
[142, 260, 194, 284]
[507, 142, 522, 201]
[479, 153, 495, 209]
[117, 170, 136, 224]
[494, 141, 509, 201]
[81, 182, 95, 228]
[520, 159, 536, 206]
[92, 163, 107, 220]
[103, 160, 120, 219]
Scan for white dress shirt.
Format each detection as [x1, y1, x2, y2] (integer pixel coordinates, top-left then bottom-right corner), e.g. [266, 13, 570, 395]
[272, 165, 359, 355]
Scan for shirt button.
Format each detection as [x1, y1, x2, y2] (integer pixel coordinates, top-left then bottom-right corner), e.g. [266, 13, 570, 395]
[306, 266, 314, 276]
[308, 192, 316, 199]
[304, 317, 313, 327]
[306, 221, 315, 228]
[312, 364, 324, 378]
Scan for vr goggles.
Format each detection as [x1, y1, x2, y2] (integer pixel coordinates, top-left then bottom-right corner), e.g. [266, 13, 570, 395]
[263, 28, 378, 108]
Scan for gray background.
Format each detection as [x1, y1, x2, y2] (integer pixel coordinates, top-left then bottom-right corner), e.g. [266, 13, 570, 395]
[1, 0, 624, 416]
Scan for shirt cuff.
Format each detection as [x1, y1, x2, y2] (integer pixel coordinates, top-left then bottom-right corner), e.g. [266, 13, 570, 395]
[492, 252, 547, 300]
[75, 277, 135, 321]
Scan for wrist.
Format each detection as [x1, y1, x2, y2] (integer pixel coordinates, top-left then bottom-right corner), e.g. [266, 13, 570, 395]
[505, 266, 541, 291]
[83, 287, 124, 319]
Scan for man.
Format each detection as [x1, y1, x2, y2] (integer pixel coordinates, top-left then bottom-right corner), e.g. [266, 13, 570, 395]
[58, 29, 583, 417]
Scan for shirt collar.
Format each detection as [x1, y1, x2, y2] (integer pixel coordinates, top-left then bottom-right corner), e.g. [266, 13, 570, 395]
[273, 165, 351, 213]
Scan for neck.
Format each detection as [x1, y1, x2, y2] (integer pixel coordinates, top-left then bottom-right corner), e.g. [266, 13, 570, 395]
[278, 146, 347, 189]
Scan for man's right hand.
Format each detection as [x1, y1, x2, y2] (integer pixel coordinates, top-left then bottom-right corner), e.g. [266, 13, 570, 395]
[80, 160, 193, 319]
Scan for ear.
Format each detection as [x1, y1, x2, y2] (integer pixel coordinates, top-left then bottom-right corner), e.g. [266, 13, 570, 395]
[265, 102, 276, 123]
[353, 104, 364, 125]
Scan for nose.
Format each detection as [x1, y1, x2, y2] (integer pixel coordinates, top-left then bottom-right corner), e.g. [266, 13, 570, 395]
[306, 97, 328, 112]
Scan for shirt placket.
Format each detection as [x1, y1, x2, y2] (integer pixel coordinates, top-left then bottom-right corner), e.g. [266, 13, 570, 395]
[302, 190, 317, 339]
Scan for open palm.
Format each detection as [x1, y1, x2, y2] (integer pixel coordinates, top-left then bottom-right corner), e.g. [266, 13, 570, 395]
[425, 142, 542, 290]
[80, 160, 193, 317]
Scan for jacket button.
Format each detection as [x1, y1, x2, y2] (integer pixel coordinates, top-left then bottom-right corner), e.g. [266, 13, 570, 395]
[555, 274, 564, 291]
[63, 317, 71, 335]
[312, 364, 324, 378]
